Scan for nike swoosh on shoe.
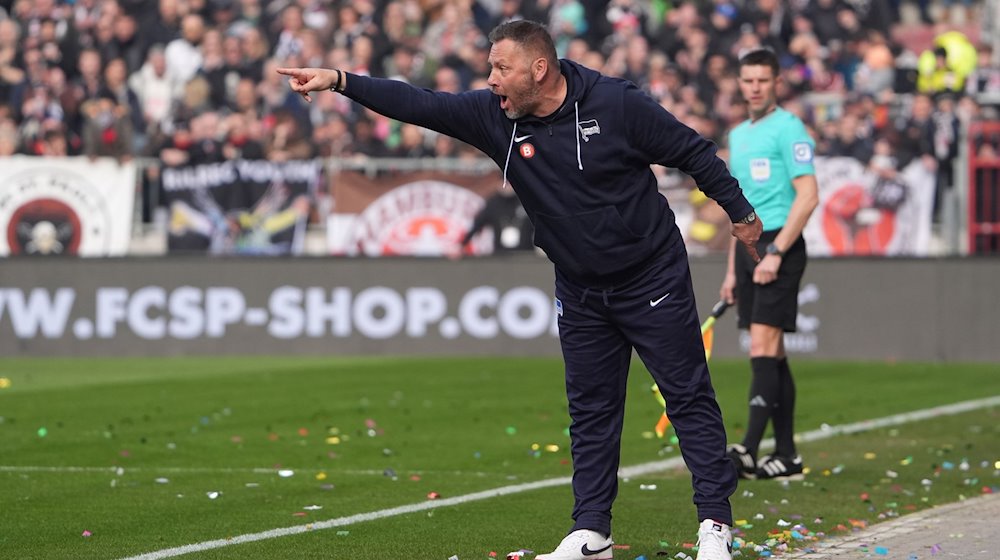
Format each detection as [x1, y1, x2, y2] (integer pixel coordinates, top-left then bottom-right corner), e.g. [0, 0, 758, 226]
[580, 542, 612, 556]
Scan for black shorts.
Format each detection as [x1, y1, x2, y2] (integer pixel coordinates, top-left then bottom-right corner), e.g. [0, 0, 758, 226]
[734, 229, 807, 332]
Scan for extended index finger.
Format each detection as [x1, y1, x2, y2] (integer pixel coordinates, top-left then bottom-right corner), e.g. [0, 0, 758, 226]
[275, 67, 304, 77]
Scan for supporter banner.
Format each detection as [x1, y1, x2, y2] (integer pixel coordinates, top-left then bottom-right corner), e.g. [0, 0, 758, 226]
[327, 156, 934, 259]
[805, 157, 935, 256]
[0, 156, 135, 257]
[327, 170, 502, 256]
[162, 159, 320, 255]
[1, 256, 998, 361]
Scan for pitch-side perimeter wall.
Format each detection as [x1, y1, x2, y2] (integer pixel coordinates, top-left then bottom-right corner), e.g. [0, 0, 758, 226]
[1, 256, 997, 362]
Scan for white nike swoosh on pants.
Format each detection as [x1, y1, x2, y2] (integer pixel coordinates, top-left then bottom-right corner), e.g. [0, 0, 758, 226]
[649, 293, 670, 307]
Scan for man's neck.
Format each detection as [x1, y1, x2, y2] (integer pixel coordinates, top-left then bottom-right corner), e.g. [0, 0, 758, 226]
[533, 73, 568, 118]
[750, 104, 778, 123]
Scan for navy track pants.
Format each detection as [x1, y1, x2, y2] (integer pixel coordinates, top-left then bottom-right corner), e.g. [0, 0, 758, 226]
[554, 241, 736, 536]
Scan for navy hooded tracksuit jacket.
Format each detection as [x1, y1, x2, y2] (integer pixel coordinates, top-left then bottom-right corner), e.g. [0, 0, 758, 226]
[342, 59, 745, 531]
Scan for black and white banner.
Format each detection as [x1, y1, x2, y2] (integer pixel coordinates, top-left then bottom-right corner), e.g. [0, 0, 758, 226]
[161, 159, 320, 255]
[0, 156, 136, 257]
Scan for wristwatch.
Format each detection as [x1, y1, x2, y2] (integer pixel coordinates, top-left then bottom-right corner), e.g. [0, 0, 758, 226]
[766, 242, 784, 257]
[736, 210, 757, 225]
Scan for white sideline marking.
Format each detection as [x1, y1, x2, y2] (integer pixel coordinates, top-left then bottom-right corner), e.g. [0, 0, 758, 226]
[99, 394, 999, 559]
[0, 465, 497, 477]
[0, 466, 278, 474]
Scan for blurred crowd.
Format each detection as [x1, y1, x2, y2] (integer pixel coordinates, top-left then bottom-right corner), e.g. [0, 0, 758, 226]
[2, 0, 1000, 222]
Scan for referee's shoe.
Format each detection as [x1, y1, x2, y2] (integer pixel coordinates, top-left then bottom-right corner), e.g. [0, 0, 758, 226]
[756, 454, 804, 481]
[726, 444, 757, 480]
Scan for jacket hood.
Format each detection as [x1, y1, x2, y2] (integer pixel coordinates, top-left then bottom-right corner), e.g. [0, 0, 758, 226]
[560, 59, 602, 107]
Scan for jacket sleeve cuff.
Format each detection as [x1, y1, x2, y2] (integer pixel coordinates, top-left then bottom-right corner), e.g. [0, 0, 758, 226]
[722, 195, 755, 223]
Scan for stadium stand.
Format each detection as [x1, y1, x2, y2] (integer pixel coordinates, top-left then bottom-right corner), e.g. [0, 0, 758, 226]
[0, 0, 998, 253]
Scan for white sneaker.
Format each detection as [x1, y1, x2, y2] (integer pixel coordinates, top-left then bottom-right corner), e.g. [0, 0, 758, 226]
[535, 529, 613, 560]
[695, 519, 732, 560]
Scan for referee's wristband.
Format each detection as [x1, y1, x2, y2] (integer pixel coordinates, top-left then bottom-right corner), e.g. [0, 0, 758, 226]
[329, 69, 344, 93]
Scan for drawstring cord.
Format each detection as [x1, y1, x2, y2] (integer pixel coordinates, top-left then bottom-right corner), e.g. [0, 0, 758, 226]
[501, 97, 595, 305]
[503, 100, 582, 188]
[578, 287, 611, 307]
[574, 101, 583, 171]
[501, 122, 517, 189]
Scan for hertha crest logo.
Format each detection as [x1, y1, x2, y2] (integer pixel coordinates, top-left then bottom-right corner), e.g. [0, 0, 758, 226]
[578, 119, 601, 142]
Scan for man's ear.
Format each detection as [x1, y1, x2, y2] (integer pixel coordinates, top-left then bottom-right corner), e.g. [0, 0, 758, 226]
[533, 57, 548, 83]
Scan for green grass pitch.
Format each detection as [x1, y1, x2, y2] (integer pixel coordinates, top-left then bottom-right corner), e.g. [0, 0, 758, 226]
[0, 357, 997, 559]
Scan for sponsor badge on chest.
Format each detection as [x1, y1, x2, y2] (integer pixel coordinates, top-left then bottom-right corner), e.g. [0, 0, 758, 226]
[750, 158, 771, 182]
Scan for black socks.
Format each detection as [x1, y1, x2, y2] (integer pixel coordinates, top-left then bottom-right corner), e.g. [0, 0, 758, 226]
[742, 356, 780, 457]
[742, 356, 798, 458]
[773, 357, 797, 457]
